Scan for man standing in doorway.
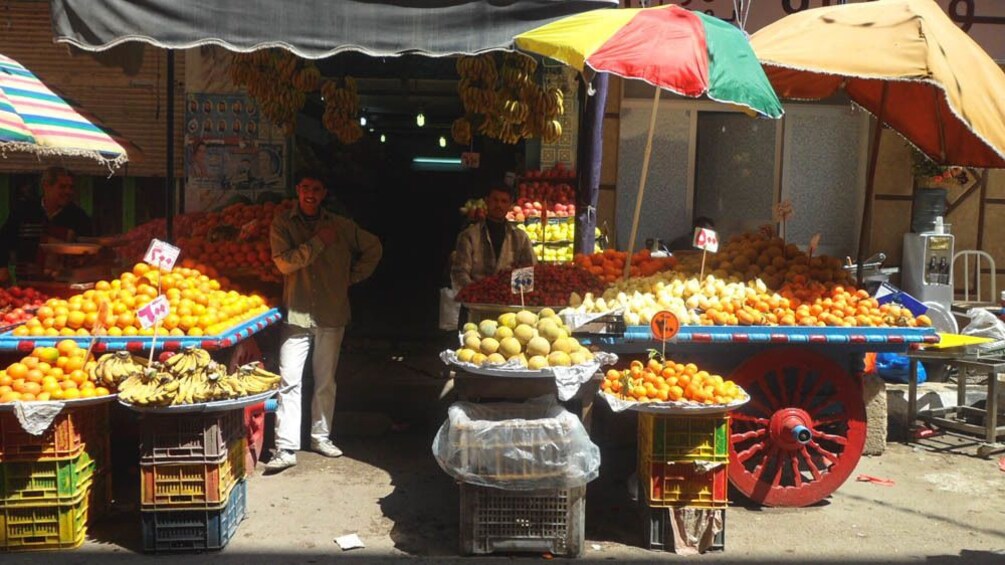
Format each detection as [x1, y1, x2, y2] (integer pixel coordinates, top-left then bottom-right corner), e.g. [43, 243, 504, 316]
[0, 166, 93, 284]
[266, 170, 382, 472]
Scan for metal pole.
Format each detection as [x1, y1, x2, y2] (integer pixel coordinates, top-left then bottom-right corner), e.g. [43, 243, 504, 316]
[165, 50, 175, 242]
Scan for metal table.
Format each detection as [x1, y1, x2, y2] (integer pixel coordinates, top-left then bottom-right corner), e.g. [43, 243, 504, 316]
[906, 345, 1005, 458]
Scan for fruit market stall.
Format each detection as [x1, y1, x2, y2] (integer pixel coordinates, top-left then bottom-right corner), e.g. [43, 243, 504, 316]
[561, 231, 939, 509]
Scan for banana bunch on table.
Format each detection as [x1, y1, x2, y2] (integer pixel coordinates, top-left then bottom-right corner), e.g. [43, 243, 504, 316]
[111, 347, 282, 407]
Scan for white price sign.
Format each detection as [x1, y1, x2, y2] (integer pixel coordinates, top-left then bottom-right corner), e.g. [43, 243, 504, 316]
[137, 295, 170, 329]
[809, 233, 821, 255]
[692, 228, 720, 253]
[143, 239, 181, 271]
[511, 267, 534, 294]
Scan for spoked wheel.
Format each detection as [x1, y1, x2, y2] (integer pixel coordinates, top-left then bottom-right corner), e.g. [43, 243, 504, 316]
[727, 348, 866, 507]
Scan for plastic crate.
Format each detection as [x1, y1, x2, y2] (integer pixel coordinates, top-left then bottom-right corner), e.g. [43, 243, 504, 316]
[140, 439, 245, 508]
[0, 451, 95, 505]
[640, 458, 728, 509]
[0, 404, 108, 462]
[638, 413, 729, 463]
[141, 478, 247, 553]
[88, 470, 111, 521]
[459, 484, 584, 557]
[644, 505, 725, 553]
[0, 483, 90, 551]
[140, 410, 244, 465]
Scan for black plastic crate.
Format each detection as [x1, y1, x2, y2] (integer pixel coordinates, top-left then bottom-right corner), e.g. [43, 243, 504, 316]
[459, 483, 584, 557]
[140, 479, 246, 553]
[139, 411, 244, 465]
[643, 505, 725, 553]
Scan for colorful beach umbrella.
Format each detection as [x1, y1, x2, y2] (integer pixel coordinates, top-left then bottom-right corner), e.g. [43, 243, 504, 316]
[750, 0, 1005, 284]
[0, 53, 130, 169]
[515, 4, 783, 119]
[516, 5, 783, 275]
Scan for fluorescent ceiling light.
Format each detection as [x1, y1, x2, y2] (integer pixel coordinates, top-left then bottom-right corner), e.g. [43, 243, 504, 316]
[413, 157, 461, 164]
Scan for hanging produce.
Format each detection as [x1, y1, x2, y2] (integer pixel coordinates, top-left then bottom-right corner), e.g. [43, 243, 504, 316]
[321, 77, 365, 144]
[230, 49, 320, 137]
[453, 53, 564, 145]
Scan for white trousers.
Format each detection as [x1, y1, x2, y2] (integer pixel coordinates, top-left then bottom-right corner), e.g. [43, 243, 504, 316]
[275, 325, 345, 451]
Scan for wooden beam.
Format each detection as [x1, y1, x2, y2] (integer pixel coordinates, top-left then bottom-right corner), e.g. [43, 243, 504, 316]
[944, 177, 983, 216]
[977, 169, 989, 250]
[874, 194, 913, 201]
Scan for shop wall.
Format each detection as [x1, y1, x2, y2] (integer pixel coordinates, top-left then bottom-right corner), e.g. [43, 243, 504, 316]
[0, 1, 185, 235]
[598, 76, 621, 248]
[0, 2, 185, 178]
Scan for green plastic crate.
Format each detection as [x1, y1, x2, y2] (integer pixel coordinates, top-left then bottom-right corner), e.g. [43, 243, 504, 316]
[0, 452, 95, 506]
[638, 413, 730, 463]
[0, 483, 89, 551]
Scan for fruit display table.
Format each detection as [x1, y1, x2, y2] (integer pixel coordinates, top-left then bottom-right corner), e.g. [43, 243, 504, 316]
[580, 325, 938, 508]
[0, 308, 282, 353]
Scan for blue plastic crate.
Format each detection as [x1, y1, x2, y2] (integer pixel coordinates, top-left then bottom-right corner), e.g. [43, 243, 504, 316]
[140, 479, 246, 553]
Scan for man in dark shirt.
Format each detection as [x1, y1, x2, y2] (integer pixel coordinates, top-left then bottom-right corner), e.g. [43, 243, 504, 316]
[0, 166, 94, 283]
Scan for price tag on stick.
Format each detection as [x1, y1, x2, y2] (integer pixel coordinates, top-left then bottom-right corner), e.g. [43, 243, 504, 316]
[511, 267, 534, 308]
[650, 310, 680, 360]
[143, 239, 181, 271]
[138, 294, 171, 365]
[137, 295, 170, 329]
[693, 227, 719, 279]
[808, 233, 821, 259]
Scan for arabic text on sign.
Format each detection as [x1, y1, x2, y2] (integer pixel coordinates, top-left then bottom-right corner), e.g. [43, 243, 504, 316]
[511, 266, 535, 294]
[692, 227, 720, 253]
[137, 295, 170, 329]
[143, 239, 181, 271]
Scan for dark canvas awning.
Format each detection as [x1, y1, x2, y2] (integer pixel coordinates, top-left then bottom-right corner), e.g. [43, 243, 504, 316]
[50, 0, 618, 57]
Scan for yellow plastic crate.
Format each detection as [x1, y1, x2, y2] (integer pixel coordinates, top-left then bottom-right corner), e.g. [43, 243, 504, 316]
[0, 481, 90, 551]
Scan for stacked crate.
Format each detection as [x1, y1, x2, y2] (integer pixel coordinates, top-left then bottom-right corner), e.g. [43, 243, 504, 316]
[138, 410, 247, 553]
[449, 404, 586, 557]
[0, 404, 111, 552]
[637, 413, 729, 552]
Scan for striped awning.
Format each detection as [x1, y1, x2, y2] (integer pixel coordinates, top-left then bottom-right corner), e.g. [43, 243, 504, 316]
[0, 53, 130, 169]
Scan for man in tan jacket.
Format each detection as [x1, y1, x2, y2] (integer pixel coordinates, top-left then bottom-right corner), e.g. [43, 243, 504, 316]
[266, 170, 382, 472]
[451, 185, 535, 291]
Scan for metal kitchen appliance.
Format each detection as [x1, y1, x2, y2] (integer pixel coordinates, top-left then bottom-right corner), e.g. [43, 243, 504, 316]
[901, 218, 954, 312]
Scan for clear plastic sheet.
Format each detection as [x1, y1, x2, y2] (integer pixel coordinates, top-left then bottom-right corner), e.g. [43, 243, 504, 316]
[432, 398, 601, 490]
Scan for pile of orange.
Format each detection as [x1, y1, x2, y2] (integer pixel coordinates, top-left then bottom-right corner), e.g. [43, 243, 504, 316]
[601, 358, 745, 405]
[0, 340, 109, 402]
[573, 249, 677, 284]
[12, 262, 271, 338]
[698, 283, 932, 328]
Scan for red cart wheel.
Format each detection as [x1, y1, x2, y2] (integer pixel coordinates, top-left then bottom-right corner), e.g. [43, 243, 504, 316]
[727, 348, 866, 507]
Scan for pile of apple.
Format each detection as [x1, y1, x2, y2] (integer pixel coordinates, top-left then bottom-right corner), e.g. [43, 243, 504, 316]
[460, 198, 487, 221]
[456, 265, 606, 306]
[523, 163, 575, 181]
[0, 286, 48, 327]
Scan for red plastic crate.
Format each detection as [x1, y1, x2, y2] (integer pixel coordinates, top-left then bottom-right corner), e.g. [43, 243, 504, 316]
[244, 403, 266, 471]
[641, 458, 729, 509]
[0, 405, 108, 462]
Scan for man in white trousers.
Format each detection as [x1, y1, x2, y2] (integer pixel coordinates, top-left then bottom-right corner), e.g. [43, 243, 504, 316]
[265, 170, 382, 472]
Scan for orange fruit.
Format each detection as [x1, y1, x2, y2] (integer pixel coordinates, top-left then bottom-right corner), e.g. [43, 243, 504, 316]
[12, 326, 29, 336]
[133, 262, 151, 276]
[0, 391, 21, 403]
[64, 357, 85, 373]
[95, 387, 110, 397]
[67, 311, 86, 329]
[7, 363, 28, 380]
[47, 368, 64, 381]
[20, 381, 41, 396]
[25, 369, 44, 383]
[36, 392, 51, 401]
[61, 388, 80, 400]
[36, 362, 52, 374]
[60, 380, 78, 390]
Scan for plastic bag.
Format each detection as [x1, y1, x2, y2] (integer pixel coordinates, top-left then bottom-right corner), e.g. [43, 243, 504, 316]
[431, 398, 601, 490]
[874, 352, 925, 384]
[961, 308, 1005, 342]
[439, 287, 461, 331]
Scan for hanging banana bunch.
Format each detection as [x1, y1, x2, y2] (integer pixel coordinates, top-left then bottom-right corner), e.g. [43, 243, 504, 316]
[230, 49, 322, 137]
[321, 76, 364, 145]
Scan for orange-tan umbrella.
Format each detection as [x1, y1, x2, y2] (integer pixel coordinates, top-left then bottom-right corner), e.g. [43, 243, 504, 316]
[751, 0, 1005, 277]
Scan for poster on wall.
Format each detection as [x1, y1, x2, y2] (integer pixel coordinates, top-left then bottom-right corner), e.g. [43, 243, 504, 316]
[184, 93, 287, 212]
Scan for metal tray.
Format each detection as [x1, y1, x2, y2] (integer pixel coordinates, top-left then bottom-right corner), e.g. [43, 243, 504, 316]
[0, 393, 118, 412]
[118, 387, 283, 414]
